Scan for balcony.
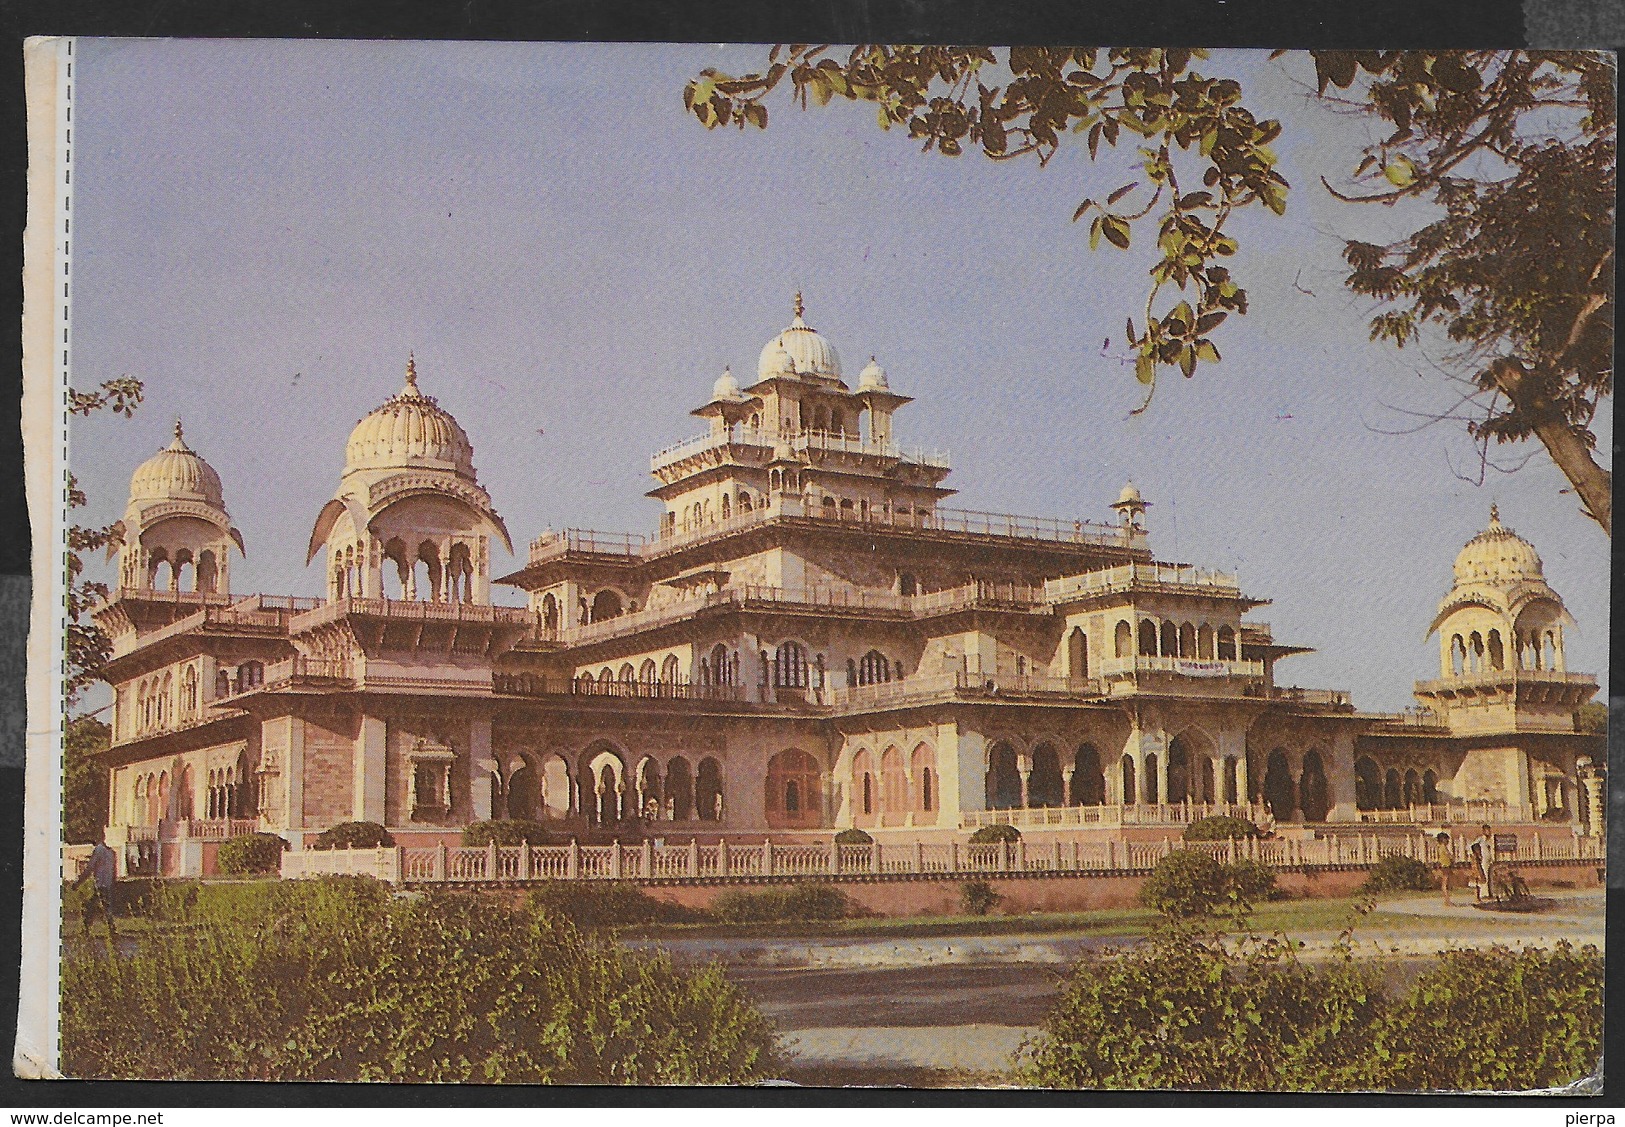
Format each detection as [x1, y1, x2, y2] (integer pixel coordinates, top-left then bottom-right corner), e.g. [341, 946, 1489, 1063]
[1246, 684, 1352, 708]
[529, 527, 648, 565]
[291, 597, 536, 633]
[1100, 655, 1264, 680]
[826, 671, 1106, 712]
[1045, 562, 1241, 603]
[494, 672, 747, 704]
[649, 426, 950, 475]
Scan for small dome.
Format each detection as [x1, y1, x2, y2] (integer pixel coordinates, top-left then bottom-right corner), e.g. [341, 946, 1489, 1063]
[757, 292, 841, 380]
[129, 421, 226, 510]
[711, 366, 743, 401]
[1453, 504, 1543, 584]
[344, 355, 475, 479]
[858, 356, 889, 390]
[1115, 482, 1144, 507]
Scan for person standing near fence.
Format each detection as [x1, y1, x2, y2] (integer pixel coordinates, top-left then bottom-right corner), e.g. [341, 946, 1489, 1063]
[1433, 832, 1456, 907]
[1472, 823, 1495, 900]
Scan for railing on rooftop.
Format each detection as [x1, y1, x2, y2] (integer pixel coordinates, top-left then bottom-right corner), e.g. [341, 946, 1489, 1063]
[649, 426, 773, 472]
[529, 527, 649, 564]
[1045, 562, 1240, 602]
[1099, 655, 1264, 680]
[494, 672, 746, 703]
[291, 597, 535, 632]
[1414, 669, 1599, 692]
[791, 430, 949, 467]
[1246, 684, 1352, 707]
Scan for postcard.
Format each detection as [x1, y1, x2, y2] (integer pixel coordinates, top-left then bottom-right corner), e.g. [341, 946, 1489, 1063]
[17, 39, 1611, 1090]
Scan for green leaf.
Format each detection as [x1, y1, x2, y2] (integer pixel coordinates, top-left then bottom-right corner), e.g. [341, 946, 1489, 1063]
[1107, 181, 1139, 205]
[1135, 354, 1155, 385]
[1195, 340, 1221, 363]
[1382, 155, 1417, 187]
[1103, 216, 1131, 249]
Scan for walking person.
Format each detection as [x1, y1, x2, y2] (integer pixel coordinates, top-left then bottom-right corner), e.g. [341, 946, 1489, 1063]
[77, 836, 119, 936]
[1433, 831, 1456, 907]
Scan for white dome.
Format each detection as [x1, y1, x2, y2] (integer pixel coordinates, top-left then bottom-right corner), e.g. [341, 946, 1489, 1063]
[711, 366, 743, 401]
[344, 356, 475, 479]
[129, 421, 226, 510]
[858, 356, 889, 390]
[757, 293, 841, 380]
[1454, 505, 1543, 584]
[1115, 482, 1144, 507]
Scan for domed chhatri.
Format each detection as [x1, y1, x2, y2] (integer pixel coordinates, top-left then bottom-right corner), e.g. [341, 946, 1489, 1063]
[857, 356, 889, 391]
[710, 366, 744, 402]
[128, 419, 227, 510]
[757, 292, 842, 381]
[343, 353, 476, 479]
[1453, 503, 1544, 584]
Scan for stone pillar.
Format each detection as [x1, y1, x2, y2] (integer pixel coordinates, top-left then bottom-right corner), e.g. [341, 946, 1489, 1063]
[284, 717, 306, 831]
[944, 725, 986, 818]
[1326, 727, 1359, 823]
[467, 717, 495, 822]
[355, 714, 388, 825]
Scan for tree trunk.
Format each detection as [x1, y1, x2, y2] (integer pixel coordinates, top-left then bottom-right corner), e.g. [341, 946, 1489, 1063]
[1489, 358, 1612, 536]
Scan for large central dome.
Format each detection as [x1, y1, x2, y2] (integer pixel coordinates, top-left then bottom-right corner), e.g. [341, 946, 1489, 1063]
[1453, 505, 1543, 584]
[757, 293, 842, 380]
[344, 355, 475, 478]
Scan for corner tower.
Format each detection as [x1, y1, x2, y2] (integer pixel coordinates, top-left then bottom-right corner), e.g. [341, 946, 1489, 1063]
[307, 356, 512, 604]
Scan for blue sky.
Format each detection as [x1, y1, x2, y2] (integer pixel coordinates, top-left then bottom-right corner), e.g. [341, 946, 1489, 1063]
[67, 40, 1610, 712]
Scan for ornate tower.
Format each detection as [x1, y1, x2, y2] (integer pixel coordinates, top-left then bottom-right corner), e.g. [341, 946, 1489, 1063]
[307, 356, 512, 604]
[109, 420, 243, 596]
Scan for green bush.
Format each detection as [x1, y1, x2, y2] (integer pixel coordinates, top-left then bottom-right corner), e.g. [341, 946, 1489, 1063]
[62, 878, 779, 1083]
[833, 828, 873, 845]
[1183, 815, 1262, 842]
[959, 880, 1002, 916]
[1023, 920, 1603, 1092]
[216, 833, 288, 875]
[712, 884, 855, 924]
[969, 824, 1021, 844]
[313, 821, 395, 850]
[1360, 941, 1602, 1091]
[463, 819, 552, 847]
[1139, 849, 1277, 918]
[525, 881, 693, 928]
[1024, 928, 1387, 1090]
[1361, 854, 1437, 893]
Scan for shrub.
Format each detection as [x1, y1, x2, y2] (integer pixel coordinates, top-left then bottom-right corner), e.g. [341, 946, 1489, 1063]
[1139, 850, 1278, 918]
[833, 828, 873, 846]
[1183, 815, 1262, 842]
[1359, 941, 1603, 1091]
[959, 880, 1002, 916]
[526, 881, 693, 928]
[711, 884, 855, 924]
[463, 819, 552, 847]
[1225, 858, 1281, 903]
[1024, 928, 1387, 1090]
[969, 824, 1021, 844]
[1360, 854, 1437, 893]
[216, 833, 288, 876]
[313, 821, 394, 850]
[62, 878, 779, 1083]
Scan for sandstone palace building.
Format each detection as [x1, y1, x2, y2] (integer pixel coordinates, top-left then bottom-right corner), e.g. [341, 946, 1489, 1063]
[93, 298, 1607, 875]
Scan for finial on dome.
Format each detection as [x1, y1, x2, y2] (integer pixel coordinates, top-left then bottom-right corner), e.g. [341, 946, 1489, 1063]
[793, 290, 804, 320]
[1489, 502, 1501, 525]
[168, 418, 191, 451]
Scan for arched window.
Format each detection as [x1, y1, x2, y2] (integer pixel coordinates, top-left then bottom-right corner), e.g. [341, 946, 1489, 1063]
[590, 589, 623, 622]
[540, 593, 559, 631]
[1355, 757, 1381, 811]
[619, 664, 635, 684]
[897, 573, 917, 597]
[822, 496, 838, 519]
[711, 644, 731, 685]
[721, 493, 731, 519]
[1072, 744, 1105, 805]
[1468, 632, 1485, 673]
[181, 667, 198, 716]
[1029, 745, 1064, 807]
[857, 650, 892, 686]
[1197, 623, 1214, 659]
[1298, 751, 1329, 822]
[1161, 620, 1178, 658]
[1068, 626, 1088, 679]
[639, 659, 657, 685]
[986, 743, 1022, 809]
[853, 749, 876, 824]
[597, 667, 614, 685]
[880, 747, 907, 824]
[661, 654, 680, 687]
[1138, 619, 1159, 656]
[911, 744, 938, 820]
[766, 749, 823, 828]
[739, 492, 753, 512]
[773, 641, 809, 689]
[1383, 768, 1402, 809]
[1217, 625, 1237, 660]
[1115, 620, 1133, 658]
[666, 757, 694, 821]
[1178, 622, 1196, 658]
[238, 661, 264, 689]
[1487, 629, 1504, 671]
[1422, 769, 1439, 805]
[1121, 755, 1137, 805]
[214, 668, 231, 699]
[1451, 634, 1467, 676]
[696, 757, 724, 822]
[1263, 749, 1294, 820]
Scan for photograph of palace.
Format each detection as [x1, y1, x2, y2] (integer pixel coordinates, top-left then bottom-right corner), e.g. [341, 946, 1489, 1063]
[42, 40, 1608, 1089]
